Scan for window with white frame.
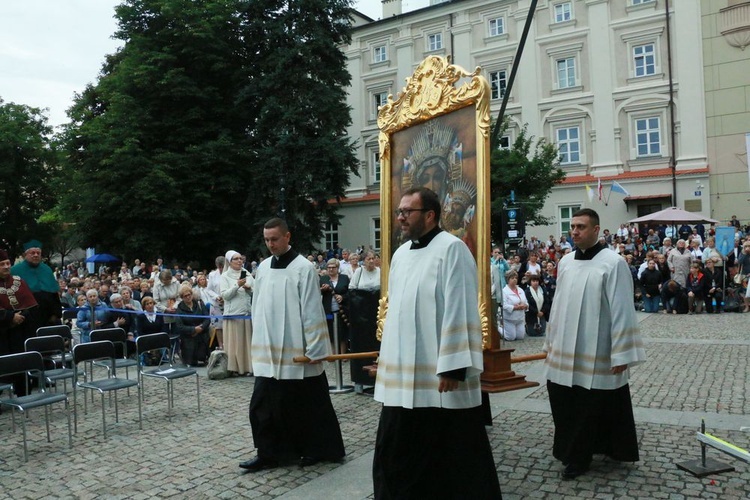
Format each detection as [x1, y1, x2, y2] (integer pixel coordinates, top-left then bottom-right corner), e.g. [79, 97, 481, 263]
[427, 33, 443, 51]
[371, 217, 381, 252]
[559, 205, 581, 235]
[633, 43, 656, 77]
[556, 126, 580, 164]
[373, 91, 388, 117]
[635, 117, 661, 157]
[324, 222, 339, 251]
[632, 0, 654, 5]
[372, 151, 381, 183]
[488, 17, 504, 37]
[554, 2, 572, 23]
[498, 135, 511, 150]
[489, 70, 507, 100]
[556, 57, 576, 89]
[373, 45, 387, 63]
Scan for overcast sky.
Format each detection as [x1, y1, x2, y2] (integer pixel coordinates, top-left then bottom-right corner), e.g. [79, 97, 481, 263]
[0, 0, 430, 131]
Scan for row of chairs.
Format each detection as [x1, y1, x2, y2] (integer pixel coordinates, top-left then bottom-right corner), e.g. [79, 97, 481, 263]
[0, 329, 200, 462]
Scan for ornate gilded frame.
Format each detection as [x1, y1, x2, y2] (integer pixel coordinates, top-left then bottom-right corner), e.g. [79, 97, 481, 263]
[376, 55, 492, 348]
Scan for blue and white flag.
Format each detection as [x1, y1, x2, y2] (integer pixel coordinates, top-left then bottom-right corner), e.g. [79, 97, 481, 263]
[610, 181, 630, 196]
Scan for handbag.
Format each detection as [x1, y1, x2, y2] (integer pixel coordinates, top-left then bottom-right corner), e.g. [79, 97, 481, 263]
[734, 273, 745, 285]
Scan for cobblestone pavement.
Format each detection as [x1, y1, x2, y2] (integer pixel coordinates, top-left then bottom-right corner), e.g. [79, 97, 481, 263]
[0, 311, 748, 499]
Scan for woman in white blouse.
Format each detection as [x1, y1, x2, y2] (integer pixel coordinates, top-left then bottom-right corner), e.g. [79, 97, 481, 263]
[349, 251, 380, 291]
[501, 270, 528, 341]
[347, 251, 381, 391]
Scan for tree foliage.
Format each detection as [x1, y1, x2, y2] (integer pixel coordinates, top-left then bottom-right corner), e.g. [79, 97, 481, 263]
[490, 123, 566, 245]
[58, 0, 358, 266]
[0, 100, 58, 259]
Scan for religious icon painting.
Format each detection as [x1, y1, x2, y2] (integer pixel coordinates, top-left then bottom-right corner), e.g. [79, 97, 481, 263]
[376, 55, 492, 347]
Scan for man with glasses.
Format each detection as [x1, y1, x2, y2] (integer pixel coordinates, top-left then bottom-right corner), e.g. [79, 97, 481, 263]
[373, 187, 501, 499]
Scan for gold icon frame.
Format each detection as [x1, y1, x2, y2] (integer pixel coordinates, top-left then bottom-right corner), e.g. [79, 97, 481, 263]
[376, 55, 493, 349]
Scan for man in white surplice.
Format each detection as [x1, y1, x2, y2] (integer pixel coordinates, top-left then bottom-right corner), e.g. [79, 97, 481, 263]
[372, 187, 501, 499]
[544, 208, 646, 480]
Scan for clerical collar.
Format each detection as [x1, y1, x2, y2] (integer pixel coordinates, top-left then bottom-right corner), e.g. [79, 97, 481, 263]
[574, 241, 605, 260]
[410, 226, 442, 250]
[271, 248, 298, 269]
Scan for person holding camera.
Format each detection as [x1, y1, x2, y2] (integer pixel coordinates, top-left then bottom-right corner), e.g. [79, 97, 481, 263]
[221, 250, 254, 376]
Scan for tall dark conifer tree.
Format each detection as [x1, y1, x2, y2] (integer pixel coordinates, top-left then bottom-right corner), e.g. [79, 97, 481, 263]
[59, 0, 358, 264]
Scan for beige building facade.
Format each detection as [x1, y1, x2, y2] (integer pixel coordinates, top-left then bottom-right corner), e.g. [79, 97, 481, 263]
[329, 0, 720, 252]
[702, 0, 750, 224]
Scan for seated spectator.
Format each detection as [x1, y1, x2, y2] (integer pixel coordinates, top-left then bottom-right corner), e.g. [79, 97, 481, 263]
[660, 280, 686, 315]
[524, 275, 550, 337]
[119, 285, 142, 312]
[174, 285, 210, 366]
[502, 270, 528, 341]
[136, 296, 166, 337]
[685, 263, 708, 313]
[76, 289, 113, 343]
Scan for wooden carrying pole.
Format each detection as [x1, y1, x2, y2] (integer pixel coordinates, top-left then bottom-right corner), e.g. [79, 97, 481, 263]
[293, 351, 379, 364]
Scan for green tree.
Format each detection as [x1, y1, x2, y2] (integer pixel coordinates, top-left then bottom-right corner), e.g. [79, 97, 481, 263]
[239, 0, 359, 255]
[58, 0, 357, 265]
[0, 99, 57, 259]
[490, 123, 566, 245]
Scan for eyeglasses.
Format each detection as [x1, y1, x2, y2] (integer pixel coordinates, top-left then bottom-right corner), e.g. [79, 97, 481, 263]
[394, 208, 429, 218]
[327, 266, 338, 269]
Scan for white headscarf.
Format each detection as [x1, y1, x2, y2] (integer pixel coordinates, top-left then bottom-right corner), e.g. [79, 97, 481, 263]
[223, 250, 241, 278]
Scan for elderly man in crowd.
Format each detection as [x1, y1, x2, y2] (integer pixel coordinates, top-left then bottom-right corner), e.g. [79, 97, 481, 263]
[11, 240, 62, 328]
[667, 239, 692, 287]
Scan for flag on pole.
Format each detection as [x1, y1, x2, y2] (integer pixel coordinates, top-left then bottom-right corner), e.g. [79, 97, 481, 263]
[585, 184, 594, 202]
[611, 181, 630, 196]
[597, 178, 603, 201]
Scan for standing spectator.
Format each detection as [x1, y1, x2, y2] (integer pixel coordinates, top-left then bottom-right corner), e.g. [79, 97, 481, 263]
[659, 237, 674, 256]
[502, 270, 528, 341]
[0, 248, 39, 395]
[678, 223, 692, 242]
[240, 218, 344, 472]
[703, 260, 723, 313]
[730, 215, 741, 229]
[152, 270, 179, 334]
[738, 242, 750, 312]
[524, 275, 550, 336]
[338, 249, 353, 278]
[319, 258, 349, 355]
[347, 251, 381, 390]
[544, 208, 645, 480]
[372, 188, 501, 498]
[221, 251, 254, 376]
[668, 240, 692, 287]
[11, 240, 61, 329]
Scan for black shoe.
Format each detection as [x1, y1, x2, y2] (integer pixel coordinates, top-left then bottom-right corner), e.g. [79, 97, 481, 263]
[298, 456, 320, 467]
[239, 456, 279, 472]
[561, 462, 589, 480]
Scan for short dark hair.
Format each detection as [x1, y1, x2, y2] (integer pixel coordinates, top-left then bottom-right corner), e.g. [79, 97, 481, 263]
[264, 217, 289, 233]
[572, 208, 600, 226]
[402, 187, 441, 222]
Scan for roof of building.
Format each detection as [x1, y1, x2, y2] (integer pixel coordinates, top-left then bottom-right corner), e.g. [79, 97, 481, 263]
[559, 167, 710, 185]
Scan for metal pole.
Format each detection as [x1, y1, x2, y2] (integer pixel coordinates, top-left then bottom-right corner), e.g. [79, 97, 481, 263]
[490, 0, 539, 148]
[329, 312, 353, 394]
[665, 0, 677, 206]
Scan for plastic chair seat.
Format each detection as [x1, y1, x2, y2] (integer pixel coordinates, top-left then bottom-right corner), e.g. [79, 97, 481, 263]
[141, 366, 197, 380]
[78, 377, 139, 392]
[1, 392, 68, 411]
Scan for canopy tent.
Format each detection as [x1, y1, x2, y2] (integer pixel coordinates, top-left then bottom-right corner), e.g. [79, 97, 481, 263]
[85, 253, 121, 264]
[628, 207, 719, 225]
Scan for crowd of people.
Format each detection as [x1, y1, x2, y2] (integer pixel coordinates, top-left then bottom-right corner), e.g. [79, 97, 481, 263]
[491, 215, 750, 340]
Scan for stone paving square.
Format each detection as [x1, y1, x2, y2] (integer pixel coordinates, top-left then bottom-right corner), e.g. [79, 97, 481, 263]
[0, 311, 748, 498]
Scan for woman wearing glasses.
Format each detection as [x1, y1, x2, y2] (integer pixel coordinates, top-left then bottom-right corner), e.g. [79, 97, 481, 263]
[221, 250, 254, 376]
[320, 258, 349, 355]
[174, 284, 210, 367]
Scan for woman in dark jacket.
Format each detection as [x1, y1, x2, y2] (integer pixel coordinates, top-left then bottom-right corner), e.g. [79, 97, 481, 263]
[524, 275, 551, 337]
[639, 259, 663, 312]
[174, 285, 210, 366]
[136, 296, 166, 336]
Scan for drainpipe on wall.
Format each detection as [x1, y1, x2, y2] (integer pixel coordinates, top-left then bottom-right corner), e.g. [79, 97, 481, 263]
[665, 0, 678, 207]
